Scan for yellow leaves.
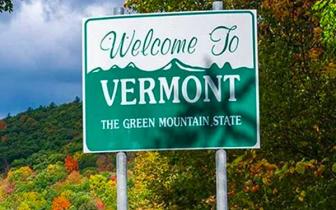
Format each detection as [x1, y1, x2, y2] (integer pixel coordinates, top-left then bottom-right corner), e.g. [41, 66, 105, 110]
[275, 163, 289, 178]
[295, 162, 306, 174]
[314, 164, 325, 177]
[322, 61, 336, 78]
[47, 164, 59, 173]
[231, 154, 245, 167]
[89, 174, 106, 191]
[248, 159, 278, 186]
[313, 124, 320, 133]
[243, 180, 252, 192]
[262, 177, 271, 185]
[17, 192, 48, 210]
[296, 189, 306, 202]
[272, 188, 278, 195]
[7, 166, 33, 183]
[313, 27, 323, 41]
[17, 203, 31, 210]
[289, 166, 296, 174]
[308, 47, 323, 61]
[332, 163, 336, 173]
[203, 195, 215, 206]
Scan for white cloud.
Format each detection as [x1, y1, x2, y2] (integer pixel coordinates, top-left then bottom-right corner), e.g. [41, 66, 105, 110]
[0, 0, 122, 72]
[0, 0, 124, 116]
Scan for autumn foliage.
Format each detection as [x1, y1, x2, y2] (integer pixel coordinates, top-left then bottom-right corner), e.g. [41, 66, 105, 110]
[0, 0, 335, 209]
[52, 196, 71, 210]
[64, 155, 78, 173]
[95, 198, 106, 210]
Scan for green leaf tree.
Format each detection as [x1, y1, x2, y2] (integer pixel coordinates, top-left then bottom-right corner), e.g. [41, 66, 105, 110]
[0, 0, 13, 13]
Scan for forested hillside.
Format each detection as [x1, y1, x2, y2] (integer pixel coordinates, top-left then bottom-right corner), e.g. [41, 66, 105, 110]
[0, 99, 83, 173]
[0, 100, 119, 209]
[0, 97, 335, 209]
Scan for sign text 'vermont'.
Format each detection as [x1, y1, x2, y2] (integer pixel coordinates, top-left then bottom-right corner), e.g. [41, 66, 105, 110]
[100, 74, 239, 106]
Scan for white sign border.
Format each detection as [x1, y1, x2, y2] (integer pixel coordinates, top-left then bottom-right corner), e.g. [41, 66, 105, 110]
[82, 10, 260, 153]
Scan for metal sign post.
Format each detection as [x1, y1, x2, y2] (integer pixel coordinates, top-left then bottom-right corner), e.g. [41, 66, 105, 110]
[216, 149, 228, 210]
[213, 2, 228, 210]
[117, 151, 128, 210]
[113, 7, 128, 210]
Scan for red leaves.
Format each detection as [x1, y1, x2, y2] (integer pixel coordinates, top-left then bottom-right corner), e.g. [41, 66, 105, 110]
[95, 198, 105, 210]
[64, 155, 78, 173]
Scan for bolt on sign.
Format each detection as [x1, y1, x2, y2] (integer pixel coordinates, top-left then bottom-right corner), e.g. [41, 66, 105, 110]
[83, 10, 259, 152]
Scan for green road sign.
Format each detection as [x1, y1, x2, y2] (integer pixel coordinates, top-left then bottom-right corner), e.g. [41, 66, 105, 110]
[83, 10, 259, 152]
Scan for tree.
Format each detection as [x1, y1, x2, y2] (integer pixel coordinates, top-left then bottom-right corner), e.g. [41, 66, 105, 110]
[0, 0, 13, 13]
[64, 155, 79, 173]
[52, 196, 71, 210]
[125, 0, 212, 12]
[313, 0, 336, 48]
[74, 96, 81, 103]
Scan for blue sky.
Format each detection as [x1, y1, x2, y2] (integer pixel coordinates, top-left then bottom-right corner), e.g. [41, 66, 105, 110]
[0, 0, 124, 118]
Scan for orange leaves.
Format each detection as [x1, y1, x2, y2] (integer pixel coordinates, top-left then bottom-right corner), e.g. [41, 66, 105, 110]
[249, 159, 278, 176]
[309, 47, 323, 61]
[52, 196, 71, 210]
[65, 171, 82, 184]
[245, 158, 278, 188]
[203, 195, 215, 206]
[314, 164, 325, 177]
[110, 175, 116, 185]
[313, 27, 323, 41]
[64, 155, 78, 173]
[96, 198, 106, 210]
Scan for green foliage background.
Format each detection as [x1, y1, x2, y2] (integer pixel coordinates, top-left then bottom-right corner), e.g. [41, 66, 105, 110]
[1, 0, 336, 209]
